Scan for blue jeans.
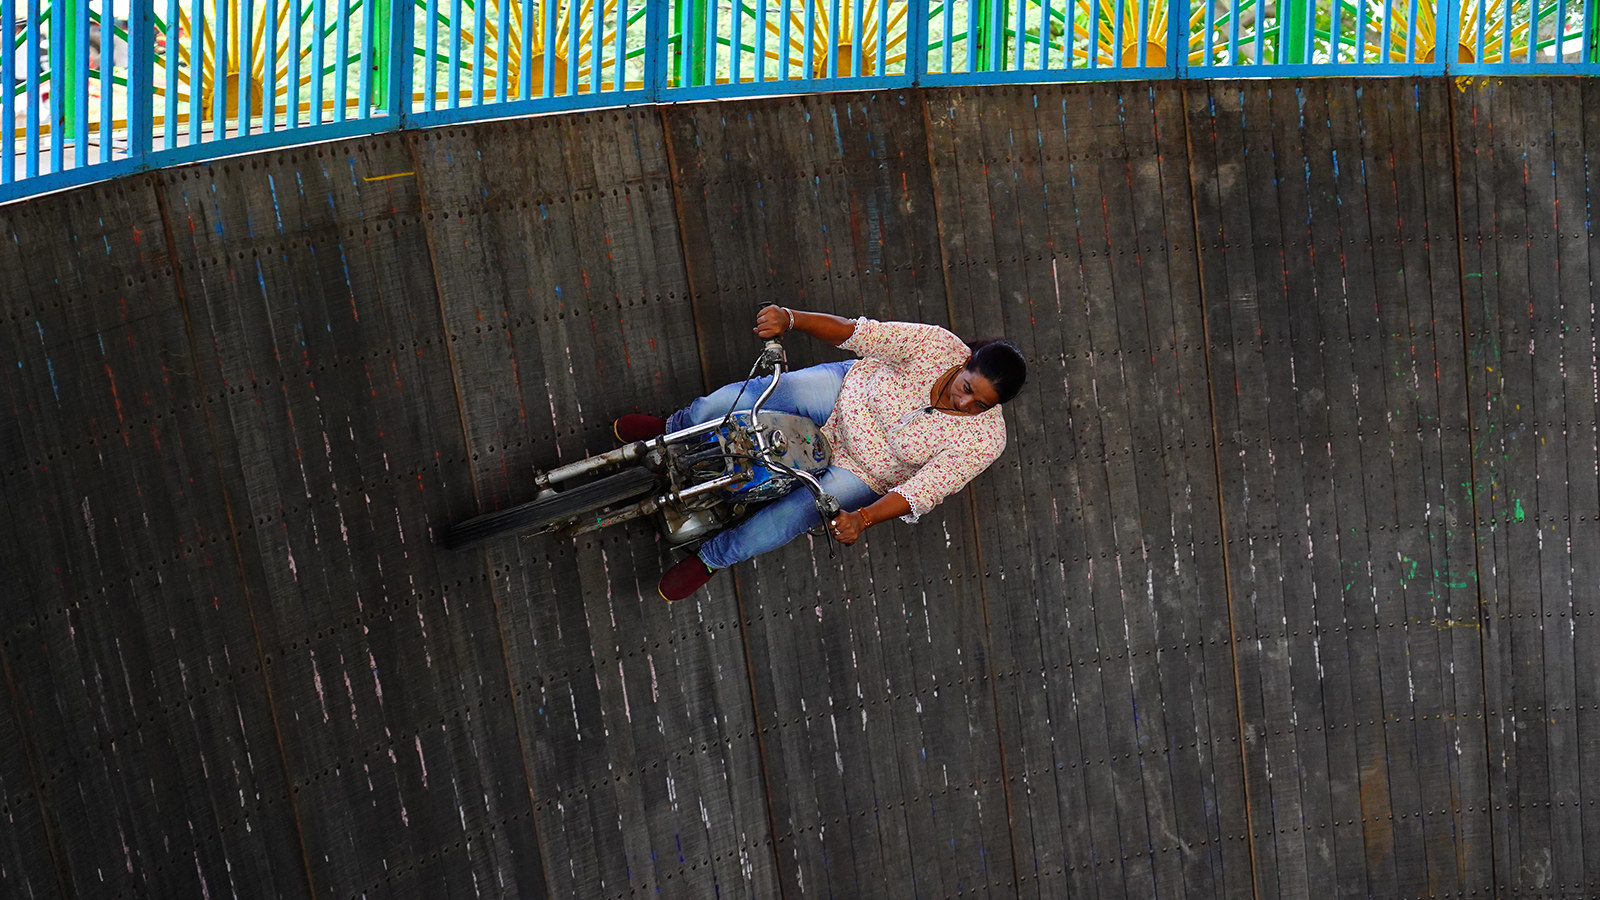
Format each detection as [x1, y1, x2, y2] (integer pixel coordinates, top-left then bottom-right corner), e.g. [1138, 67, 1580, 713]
[666, 361, 882, 569]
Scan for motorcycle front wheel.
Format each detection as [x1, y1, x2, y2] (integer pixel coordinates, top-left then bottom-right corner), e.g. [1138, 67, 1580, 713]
[442, 467, 659, 549]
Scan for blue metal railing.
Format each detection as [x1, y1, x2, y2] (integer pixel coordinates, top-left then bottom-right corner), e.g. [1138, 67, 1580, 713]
[5, 0, 1596, 202]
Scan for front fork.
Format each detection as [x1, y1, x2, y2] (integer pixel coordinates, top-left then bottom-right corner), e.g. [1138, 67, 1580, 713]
[531, 418, 725, 494]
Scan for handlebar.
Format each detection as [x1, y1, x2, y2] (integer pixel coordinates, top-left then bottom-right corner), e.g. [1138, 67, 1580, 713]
[749, 338, 787, 418]
[750, 334, 840, 522]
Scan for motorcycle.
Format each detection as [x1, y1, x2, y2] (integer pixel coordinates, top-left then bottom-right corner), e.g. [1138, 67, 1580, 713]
[443, 338, 842, 550]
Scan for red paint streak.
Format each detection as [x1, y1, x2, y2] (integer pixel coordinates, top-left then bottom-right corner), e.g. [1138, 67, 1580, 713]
[102, 360, 128, 435]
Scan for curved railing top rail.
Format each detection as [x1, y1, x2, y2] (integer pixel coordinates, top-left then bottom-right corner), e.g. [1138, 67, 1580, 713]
[5, 0, 1596, 203]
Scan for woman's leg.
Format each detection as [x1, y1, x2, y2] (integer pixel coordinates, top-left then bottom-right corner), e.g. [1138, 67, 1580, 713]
[697, 466, 882, 569]
[666, 361, 853, 432]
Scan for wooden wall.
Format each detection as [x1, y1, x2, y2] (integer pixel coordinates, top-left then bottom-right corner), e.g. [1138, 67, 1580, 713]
[0, 77, 1594, 898]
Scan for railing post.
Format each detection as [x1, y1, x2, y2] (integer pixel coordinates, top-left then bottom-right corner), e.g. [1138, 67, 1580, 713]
[1, 0, 13, 184]
[908, 0, 930, 84]
[62, 0, 78, 141]
[48, 0, 62, 171]
[387, 0, 416, 124]
[1283, 0, 1310, 62]
[1440, 0, 1462, 72]
[372, 0, 392, 104]
[682, 0, 708, 86]
[646, 0, 670, 97]
[128, 0, 153, 161]
[1170, 0, 1189, 75]
[1580, 0, 1593, 61]
[974, 0, 994, 70]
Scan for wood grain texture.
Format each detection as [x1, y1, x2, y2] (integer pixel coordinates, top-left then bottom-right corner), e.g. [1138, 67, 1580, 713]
[1, 77, 1594, 900]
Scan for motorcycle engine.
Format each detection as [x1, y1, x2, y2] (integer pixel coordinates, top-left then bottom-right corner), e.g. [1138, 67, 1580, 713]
[657, 502, 736, 547]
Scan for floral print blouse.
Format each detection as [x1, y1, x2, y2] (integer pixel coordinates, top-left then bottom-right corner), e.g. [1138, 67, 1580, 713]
[822, 317, 1008, 522]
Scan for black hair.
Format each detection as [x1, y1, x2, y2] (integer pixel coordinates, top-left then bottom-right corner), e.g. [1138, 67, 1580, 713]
[964, 338, 1027, 405]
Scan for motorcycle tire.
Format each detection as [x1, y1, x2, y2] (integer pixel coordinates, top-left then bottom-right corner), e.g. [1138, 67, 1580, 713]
[443, 466, 659, 548]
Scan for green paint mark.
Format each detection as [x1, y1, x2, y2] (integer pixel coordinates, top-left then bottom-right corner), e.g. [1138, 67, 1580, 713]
[1464, 272, 1483, 278]
[1514, 499, 1526, 523]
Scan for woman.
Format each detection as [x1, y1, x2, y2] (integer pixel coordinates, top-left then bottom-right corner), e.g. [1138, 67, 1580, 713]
[616, 306, 1027, 601]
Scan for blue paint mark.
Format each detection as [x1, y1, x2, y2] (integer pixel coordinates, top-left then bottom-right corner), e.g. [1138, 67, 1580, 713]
[268, 173, 285, 233]
[255, 260, 271, 311]
[36, 322, 59, 403]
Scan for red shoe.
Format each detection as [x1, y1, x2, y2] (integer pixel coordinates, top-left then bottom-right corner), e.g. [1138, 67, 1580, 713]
[658, 553, 718, 601]
[614, 414, 667, 443]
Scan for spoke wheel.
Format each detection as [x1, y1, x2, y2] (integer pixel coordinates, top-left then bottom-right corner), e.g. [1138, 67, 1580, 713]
[443, 466, 659, 549]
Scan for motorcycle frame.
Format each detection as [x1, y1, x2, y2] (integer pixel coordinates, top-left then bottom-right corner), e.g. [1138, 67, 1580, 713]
[540, 340, 831, 536]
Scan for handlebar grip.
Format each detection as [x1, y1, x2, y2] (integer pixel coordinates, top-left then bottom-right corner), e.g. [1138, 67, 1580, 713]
[760, 338, 787, 371]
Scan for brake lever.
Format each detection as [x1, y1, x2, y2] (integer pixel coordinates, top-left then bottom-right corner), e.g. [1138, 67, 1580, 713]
[813, 492, 843, 558]
[813, 493, 841, 520]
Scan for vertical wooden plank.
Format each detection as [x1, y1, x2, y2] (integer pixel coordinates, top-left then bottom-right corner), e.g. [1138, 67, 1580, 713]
[999, 84, 1105, 899]
[1523, 78, 1585, 893]
[1483, 78, 1553, 895]
[1394, 77, 1494, 895]
[1095, 83, 1189, 898]
[1262, 80, 1340, 895]
[1151, 80, 1244, 899]
[1055, 82, 1146, 898]
[868, 87, 1013, 899]
[1332, 82, 1404, 900]
[960, 83, 1110, 900]
[1356, 79, 1432, 899]
[1285, 81, 1374, 900]
[1182, 80, 1260, 900]
[1419, 78, 1495, 896]
[1454, 76, 1517, 896]
[1576, 77, 1600, 895]
[1191, 80, 1298, 898]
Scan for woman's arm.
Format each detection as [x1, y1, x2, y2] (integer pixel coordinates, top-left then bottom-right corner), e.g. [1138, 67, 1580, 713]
[753, 305, 857, 346]
[829, 492, 913, 544]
